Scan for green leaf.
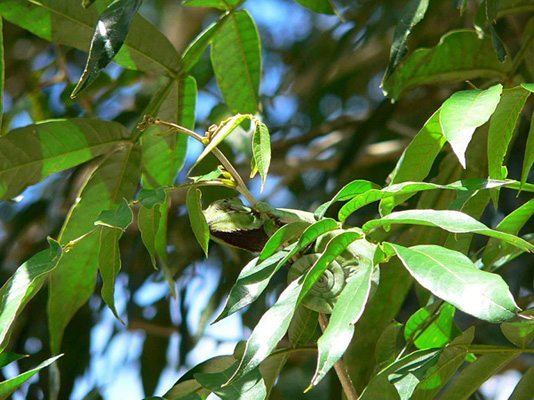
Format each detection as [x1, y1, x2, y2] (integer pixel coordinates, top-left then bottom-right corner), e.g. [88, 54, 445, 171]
[380, 109, 446, 215]
[0, 17, 3, 130]
[411, 328, 474, 400]
[521, 82, 534, 92]
[182, 0, 241, 10]
[440, 84, 503, 168]
[0, 239, 62, 351]
[288, 305, 318, 346]
[521, 113, 534, 188]
[501, 311, 534, 348]
[180, 17, 225, 74]
[365, 209, 534, 252]
[389, 244, 519, 322]
[382, 30, 511, 100]
[0, 354, 62, 399]
[293, 0, 334, 14]
[186, 188, 210, 256]
[251, 121, 271, 191]
[509, 367, 534, 400]
[375, 322, 404, 369]
[71, 0, 143, 97]
[0, 118, 130, 200]
[141, 76, 197, 188]
[138, 189, 168, 269]
[258, 221, 309, 262]
[439, 352, 520, 400]
[48, 146, 141, 353]
[82, 0, 97, 7]
[404, 303, 460, 350]
[310, 242, 375, 387]
[481, 199, 534, 270]
[0, 353, 26, 369]
[0, 0, 179, 74]
[195, 364, 267, 400]
[315, 180, 380, 219]
[97, 227, 123, 322]
[211, 10, 261, 114]
[488, 86, 530, 181]
[95, 198, 133, 231]
[193, 114, 251, 170]
[138, 188, 167, 209]
[382, 0, 429, 83]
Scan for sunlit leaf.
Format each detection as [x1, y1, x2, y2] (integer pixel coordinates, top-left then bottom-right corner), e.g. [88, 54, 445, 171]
[186, 188, 210, 256]
[382, 0, 429, 83]
[0, 353, 26, 369]
[0, 355, 63, 399]
[211, 10, 261, 113]
[180, 17, 226, 74]
[0, 239, 62, 351]
[0, 118, 130, 200]
[440, 84, 502, 168]
[382, 30, 511, 100]
[71, 0, 143, 97]
[389, 244, 519, 322]
[315, 180, 379, 219]
[251, 121, 271, 191]
[138, 188, 167, 209]
[258, 221, 309, 262]
[95, 198, 133, 231]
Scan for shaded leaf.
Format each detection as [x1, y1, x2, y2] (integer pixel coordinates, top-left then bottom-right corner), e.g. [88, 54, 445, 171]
[382, 0, 429, 82]
[382, 30, 511, 100]
[0, 17, 3, 130]
[0, 239, 62, 351]
[182, 0, 241, 10]
[375, 322, 404, 369]
[251, 121, 271, 190]
[138, 188, 167, 209]
[180, 17, 226, 73]
[211, 10, 261, 113]
[0, 118, 130, 200]
[0, 353, 26, 369]
[97, 227, 123, 321]
[0, 0, 179, 74]
[138, 190, 168, 269]
[95, 198, 133, 231]
[501, 311, 534, 348]
[522, 112, 534, 188]
[294, 0, 334, 14]
[288, 305, 318, 346]
[365, 209, 534, 252]
[439, 84, 502, 168]
[0, 355, 62, 399]
[186, 188, 210, 256]
[509, 367, 534, 400]
[389, 244, 519, 322]
[72, 0, 143, 97]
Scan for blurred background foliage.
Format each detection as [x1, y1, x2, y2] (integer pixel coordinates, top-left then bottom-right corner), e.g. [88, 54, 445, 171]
[0, 0, 532, 398]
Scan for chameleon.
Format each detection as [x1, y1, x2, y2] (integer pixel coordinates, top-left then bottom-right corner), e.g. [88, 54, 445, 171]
[202, 197, 316, 252]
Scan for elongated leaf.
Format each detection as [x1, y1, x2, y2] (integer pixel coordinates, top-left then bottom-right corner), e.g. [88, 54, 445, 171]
[72, 0, 143, 97]
[488, 86, 530, 182]
[522, 113, 534, 188]
[501, 312, 534, 348]
[0, 353, 26, 369]
[382, 0, 429, 82]
[182, 0, 241, 10]
[311, 243, 374, 387]
[227, 279, 302, 384]
[95, 198, 133, 231]
[0, 118, 130, 200]
[440, 352, 519, 400]
[382, 30, 511, 100]
[97, 227, 123, 321]
[186, 188, 210, 256]
[138, 189, 168, 268]
[509, 367, 534, 400]
[404, 303, 460, 350]
[288, 305, 318, 346]
[141, 76, 197, 188]
[315, 180, 380, 218]
[411, 328, 474, 400]
[0, 0, 179, 74]
[440, 84, 503, 168]
[380, 109, 446, 215]
[294, 0, 334, 14]
[0, 355, 62, 399]
[251, 121, 271, 190]
[194, 114, 250, 169]
[258, 221, 309, 262]
[0, 17, 3, 130]
[0, 239, 62, 351]
[195, 364, 267, 400]
[180, 17, 225, 73]
[390, 244, 519, 322]
[211, 10, 261, 113]
[375, 322, 404, 369]
[365, 209, 534, 252]
[48, 146, 141, 353]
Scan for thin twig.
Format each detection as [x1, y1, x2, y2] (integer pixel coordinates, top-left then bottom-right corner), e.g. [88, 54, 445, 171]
[318, 314, 359, 400]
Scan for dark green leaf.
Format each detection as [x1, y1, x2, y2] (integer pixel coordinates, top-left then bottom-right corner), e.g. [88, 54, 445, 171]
[288, 305, 318, 346]
[501, 311, 534, 348]
[382, 0, 429, 83]
[97, 227, 123, 322]
[186, 188, 210, 256]
[315, 180, 380, 219]
[293, 0, 334, 14]
[182, 0, 241, 10]
[195, 364, 267, 400]
[211, 10, 261, 113]
[251, 121, 271, 190]
[72, 0, 143, 97]
[0, 1, 179, 75]
[375, 322, 404, 369]
[404, 303, 460, 349]
[0, 353, 26, 369]
[95, 198, 133, 231]
[382, 30, 511, 100]
[440, 84, 503, 168]
[258, 221, 309, 262]
[0, 355, 62, 399]
[0, 17, 3, 130]
[366, 209, 534, 252]
[48, 146, 141, 353]
[0, 118, 130, 200]
[138, 201, 164, 269]
[389, 244, 519, 322]
[138, 188, 167, 209]
[509, 367, 534, 400]
[522, 113, 534, 188]
[0, 239, 62, 351]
